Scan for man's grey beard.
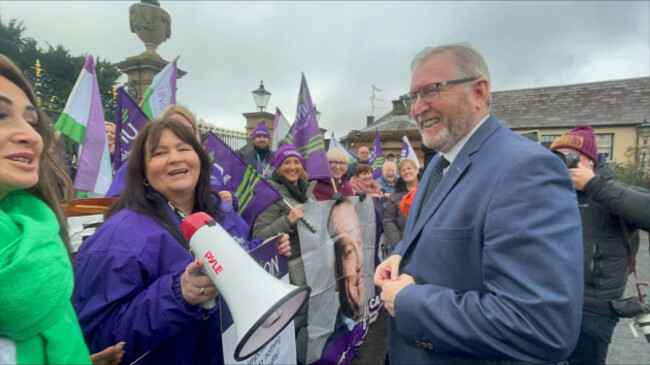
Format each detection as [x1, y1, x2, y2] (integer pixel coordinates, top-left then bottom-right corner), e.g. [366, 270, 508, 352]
[419, 99, 473, 153]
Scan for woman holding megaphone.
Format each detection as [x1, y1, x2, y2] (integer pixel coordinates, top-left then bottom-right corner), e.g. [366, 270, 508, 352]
[73, 118, 291, 365]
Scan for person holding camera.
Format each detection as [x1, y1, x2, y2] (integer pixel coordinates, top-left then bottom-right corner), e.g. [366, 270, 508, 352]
[550, 125, 650, 365]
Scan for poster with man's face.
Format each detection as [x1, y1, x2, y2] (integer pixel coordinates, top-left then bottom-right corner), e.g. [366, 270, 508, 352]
[298, 197, 377, 364]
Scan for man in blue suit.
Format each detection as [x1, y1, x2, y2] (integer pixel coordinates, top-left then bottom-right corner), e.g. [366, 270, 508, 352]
[374, 43, 584, 364]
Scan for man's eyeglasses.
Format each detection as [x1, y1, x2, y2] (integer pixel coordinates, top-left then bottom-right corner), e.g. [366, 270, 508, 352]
[329, 161, 347, 166]
[401, 76, 478, 109]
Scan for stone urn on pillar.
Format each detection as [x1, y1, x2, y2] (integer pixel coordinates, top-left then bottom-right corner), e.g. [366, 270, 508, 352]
[129, 0, 171, 57]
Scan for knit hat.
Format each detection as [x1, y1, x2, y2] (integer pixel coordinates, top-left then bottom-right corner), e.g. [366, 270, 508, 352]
[252, 123, 270, 139]
[271, 143, 304, 169]
[549, 125, 598, 162]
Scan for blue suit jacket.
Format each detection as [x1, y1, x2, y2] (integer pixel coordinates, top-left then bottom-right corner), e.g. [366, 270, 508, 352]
[389, 115, 584, 364]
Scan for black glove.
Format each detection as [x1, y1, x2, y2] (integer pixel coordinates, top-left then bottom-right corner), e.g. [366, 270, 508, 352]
[356, 191, 367, 202]
[610, 297, 650, 318]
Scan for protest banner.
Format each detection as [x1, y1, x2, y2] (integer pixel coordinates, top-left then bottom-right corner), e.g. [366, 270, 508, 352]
[297, 197, 382, 364]
[220, 237, 297, 365]
[55, 55, 112, 196]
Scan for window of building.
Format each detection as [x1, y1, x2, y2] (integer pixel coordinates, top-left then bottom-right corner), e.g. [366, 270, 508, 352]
[596, 133, 613, 160]
[541, 134, 560, 148]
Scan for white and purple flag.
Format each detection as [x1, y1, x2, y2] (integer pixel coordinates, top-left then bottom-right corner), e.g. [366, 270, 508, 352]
[401, 135, 421, 169]
[272, 107, 291, 151]
[285, 73, 331, 180]
[141, 55, 179, 118]
[55, 55, 112, 195]
[368, 129, 384, 179]
[329, 132, 358, 165]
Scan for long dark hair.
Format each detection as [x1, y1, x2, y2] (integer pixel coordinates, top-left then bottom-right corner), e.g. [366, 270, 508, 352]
[106, 118, 221, 227]
[0, 54, 74, 249]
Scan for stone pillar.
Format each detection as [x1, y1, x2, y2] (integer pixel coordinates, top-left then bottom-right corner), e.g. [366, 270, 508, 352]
[242, 111, 275, 149]
[116, 0, 185, 104]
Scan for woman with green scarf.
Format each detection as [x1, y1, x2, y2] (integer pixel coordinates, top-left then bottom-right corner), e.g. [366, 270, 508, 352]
[0, 55, 117, 364]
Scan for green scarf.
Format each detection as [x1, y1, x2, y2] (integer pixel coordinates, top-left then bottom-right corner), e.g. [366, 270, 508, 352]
[0, 190, 90, 364]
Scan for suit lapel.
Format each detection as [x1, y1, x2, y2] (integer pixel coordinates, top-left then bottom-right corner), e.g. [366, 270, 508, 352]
[401, 115, 501, 252]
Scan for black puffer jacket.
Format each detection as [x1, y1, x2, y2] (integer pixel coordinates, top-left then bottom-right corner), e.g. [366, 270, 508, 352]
[383, 178, 411, 249]
[580, 155, 650, 316]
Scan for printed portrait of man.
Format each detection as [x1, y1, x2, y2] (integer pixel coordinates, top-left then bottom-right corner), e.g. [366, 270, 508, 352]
[328, 199, 366, 324]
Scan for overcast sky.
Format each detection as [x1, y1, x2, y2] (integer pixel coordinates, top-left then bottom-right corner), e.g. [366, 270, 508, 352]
[1, 1, 648, 138]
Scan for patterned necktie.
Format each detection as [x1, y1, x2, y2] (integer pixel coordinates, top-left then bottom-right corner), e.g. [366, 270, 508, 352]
[422, 156, 450, 210]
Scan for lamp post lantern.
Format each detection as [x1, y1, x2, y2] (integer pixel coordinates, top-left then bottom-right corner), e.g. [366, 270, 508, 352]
[252, 81, 271, 112]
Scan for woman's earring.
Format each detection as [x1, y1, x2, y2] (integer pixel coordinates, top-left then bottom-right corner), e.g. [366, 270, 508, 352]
[143, 178, 151, 187]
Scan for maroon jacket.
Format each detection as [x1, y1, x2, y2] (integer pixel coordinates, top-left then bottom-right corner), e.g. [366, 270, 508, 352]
[313, 174, 354, 201]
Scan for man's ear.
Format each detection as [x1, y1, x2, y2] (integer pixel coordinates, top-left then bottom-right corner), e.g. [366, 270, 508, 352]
[471, 78, 490, 109]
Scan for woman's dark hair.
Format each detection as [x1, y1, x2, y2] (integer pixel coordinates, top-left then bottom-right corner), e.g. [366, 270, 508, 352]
[353, 163, 372, 177]
[0, 54, 74, 249]
[106, 118, 221, 226]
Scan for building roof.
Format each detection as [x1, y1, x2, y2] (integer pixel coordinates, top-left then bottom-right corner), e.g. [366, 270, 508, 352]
[360, 76, 650, 133]
[360, 114, 417, 132]
[492, 77, 650, 129]
[360, 100, 417, 132]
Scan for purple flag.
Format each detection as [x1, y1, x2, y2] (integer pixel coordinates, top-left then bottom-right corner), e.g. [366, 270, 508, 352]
[285, 74, 332, 180]
[113, 88, 149, 171]
[369, 129, 384, 179]
[204, 133, 282, 227]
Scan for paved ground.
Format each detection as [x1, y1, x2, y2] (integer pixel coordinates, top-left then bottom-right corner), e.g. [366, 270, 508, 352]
[607, 230, 650, 364]
[349, 231, 650, 364]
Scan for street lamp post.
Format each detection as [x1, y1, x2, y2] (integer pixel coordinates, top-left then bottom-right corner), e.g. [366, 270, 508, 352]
[636, 118, 650, 180]
[252, 81, 271, 112]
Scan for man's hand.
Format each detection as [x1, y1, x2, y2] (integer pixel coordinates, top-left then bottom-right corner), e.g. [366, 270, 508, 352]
[374, 254, 402, 287]
[568, 162, 595, 191]
[381, 274, 415, 317]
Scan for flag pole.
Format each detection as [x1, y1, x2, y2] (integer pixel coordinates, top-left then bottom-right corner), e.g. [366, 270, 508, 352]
[330, 178, 338, 194]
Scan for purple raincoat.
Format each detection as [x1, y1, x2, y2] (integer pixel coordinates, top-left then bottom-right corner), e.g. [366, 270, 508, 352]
[73, 200, 262, 365]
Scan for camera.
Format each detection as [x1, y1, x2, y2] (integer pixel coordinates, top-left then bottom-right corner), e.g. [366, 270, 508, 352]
[611, 296, 650, 344]
[629, 312, 650, 343]
[552, 150, 580, 168]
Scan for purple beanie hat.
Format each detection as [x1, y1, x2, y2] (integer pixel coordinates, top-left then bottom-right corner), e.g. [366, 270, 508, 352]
[549, 125, 598, 162]
[271, 143, 304, 169]
[252, 124, 270, 139]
